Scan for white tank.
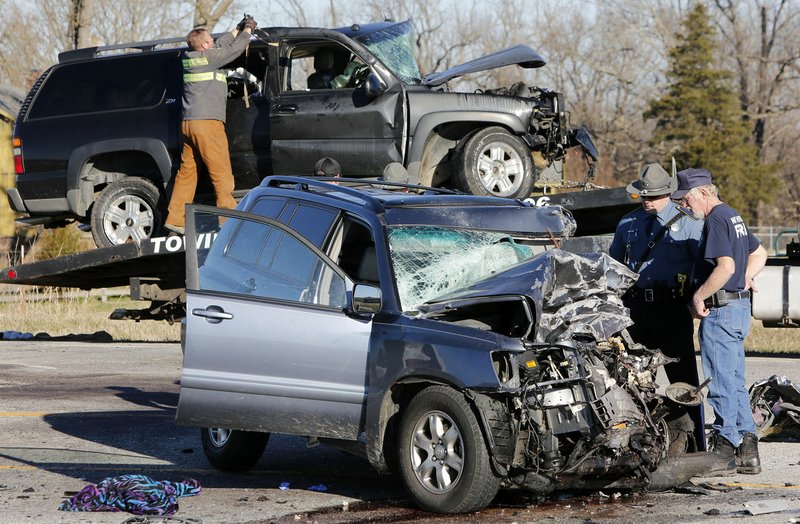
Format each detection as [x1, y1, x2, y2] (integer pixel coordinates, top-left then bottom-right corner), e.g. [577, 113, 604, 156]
[752, 265, 800, 326]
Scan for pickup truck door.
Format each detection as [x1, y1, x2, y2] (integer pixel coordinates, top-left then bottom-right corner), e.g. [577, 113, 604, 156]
[269, 41, 405, 177]
[176, 206, 372, 440]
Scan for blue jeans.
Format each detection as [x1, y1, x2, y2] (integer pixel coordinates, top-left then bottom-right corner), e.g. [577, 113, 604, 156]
[699, 298, 755, 447]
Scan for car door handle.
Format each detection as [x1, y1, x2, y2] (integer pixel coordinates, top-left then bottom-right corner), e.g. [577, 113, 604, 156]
[191, 307, 233, 320]
[273, 104, 298, 114]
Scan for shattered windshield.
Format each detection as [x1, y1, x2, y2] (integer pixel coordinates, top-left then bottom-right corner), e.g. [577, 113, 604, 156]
[388, 226, 536, 311]
[352, 20, 422, 85]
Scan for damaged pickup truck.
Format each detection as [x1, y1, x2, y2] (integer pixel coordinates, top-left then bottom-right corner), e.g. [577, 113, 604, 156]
[176, 177, 697, 514]
[10, 19, 594, 247]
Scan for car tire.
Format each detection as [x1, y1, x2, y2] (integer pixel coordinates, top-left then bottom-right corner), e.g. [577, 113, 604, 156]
[90, 178, 164, 248]
[397, 386, 500, 514]
[454, 126, 535, 199]
[200, 427, 270, 471]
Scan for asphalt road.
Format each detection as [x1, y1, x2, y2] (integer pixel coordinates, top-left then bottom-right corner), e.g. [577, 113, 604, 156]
[1, 341, 799, 523]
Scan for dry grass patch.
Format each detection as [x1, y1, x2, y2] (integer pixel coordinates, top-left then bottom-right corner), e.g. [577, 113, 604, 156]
[746, 320, 800, 354]
[0, 288, 180, 342]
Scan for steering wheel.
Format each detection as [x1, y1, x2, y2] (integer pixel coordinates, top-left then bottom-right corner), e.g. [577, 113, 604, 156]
[348, 64, 370, 88]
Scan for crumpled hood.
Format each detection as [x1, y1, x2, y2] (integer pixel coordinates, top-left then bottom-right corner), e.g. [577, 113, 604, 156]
[422, 45, 546, 87]
[420, 249, 639, 343]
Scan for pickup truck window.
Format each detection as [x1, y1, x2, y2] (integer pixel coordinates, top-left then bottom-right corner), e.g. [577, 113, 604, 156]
[28, 53, 171, 119]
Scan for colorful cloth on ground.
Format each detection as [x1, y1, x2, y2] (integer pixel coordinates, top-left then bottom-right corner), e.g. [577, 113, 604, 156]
[58, 475, 201, 515]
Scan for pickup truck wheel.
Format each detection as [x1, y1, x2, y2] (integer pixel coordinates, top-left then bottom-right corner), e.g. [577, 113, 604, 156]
[454, 126, 535, 199]
[200, 427, 269, 471]
[90, 178, 163, 248]
[397, 386, 500, 513]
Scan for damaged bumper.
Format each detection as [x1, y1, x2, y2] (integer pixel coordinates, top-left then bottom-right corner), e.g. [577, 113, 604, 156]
[425, 251, 697, 492]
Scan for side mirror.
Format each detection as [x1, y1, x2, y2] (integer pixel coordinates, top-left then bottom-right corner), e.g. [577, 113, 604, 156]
[352, 283, 381, 314]
[364, 72, 386, 99]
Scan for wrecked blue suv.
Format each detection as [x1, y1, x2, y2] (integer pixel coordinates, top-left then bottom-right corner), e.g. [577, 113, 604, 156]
[176, 177, 697, 514]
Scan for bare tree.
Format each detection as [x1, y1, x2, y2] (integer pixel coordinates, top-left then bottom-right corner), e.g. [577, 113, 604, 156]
[67, 0, 93, 49]
[712, 0, 800, 154]
[191, 0, 234, 29]
[710, 0, 800, 220]
[92, 0, 194, 45]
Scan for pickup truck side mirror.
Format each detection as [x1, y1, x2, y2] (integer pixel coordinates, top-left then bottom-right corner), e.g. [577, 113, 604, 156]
[352, 283, 381, 314]
[364, 72, 386, 99]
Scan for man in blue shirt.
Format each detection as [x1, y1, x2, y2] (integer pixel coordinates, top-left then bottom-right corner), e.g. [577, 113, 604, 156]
[673, 167, 768, 476]
[610, 164, 705, 451]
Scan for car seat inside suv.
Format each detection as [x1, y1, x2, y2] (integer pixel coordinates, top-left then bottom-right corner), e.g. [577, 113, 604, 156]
[307, 48, 336, 89]
[355, 244, 379, 285]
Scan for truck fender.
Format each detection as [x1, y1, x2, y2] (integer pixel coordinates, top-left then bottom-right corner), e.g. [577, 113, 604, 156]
[407, 112, 526, 186]
[66, 139, 173, 216]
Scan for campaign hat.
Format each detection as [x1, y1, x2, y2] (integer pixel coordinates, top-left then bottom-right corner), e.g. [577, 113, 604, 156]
[626, 163, 677, 196]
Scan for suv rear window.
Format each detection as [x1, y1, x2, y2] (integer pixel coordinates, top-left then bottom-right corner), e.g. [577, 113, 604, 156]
[27, 53, 173, 119]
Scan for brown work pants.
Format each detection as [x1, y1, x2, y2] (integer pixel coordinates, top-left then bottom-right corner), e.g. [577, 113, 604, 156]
[165, 119, 237, 228]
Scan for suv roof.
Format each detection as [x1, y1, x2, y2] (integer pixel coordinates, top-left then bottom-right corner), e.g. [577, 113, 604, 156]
[246, 176, 577, 237]
[56, 21, 405, 64]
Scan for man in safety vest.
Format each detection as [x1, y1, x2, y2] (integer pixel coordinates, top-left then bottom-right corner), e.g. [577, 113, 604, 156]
[163, 16, 257, 235]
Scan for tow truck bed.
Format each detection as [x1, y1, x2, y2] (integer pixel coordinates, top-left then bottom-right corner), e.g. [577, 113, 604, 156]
[0, 236, 185, 290]
[543, 186, 638, 236]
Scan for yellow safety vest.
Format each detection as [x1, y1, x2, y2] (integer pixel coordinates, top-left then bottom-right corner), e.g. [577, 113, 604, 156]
[182, 57, 226, 83]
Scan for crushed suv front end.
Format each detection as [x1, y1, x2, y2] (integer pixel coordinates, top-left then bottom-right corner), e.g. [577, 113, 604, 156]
[386, 249, 704, 511]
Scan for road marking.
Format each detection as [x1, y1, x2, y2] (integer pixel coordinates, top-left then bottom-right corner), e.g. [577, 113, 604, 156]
[0, 465, 36, 470]
[725, 482, 800, 489]
[0, 412, 45, 417]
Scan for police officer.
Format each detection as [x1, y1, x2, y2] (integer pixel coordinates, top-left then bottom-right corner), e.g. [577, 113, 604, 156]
[610, 163, 705, 450]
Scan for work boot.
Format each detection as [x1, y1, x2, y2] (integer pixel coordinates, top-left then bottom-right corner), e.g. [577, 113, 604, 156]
[735, 432, 762, 474]
[702, 432, 736, 477]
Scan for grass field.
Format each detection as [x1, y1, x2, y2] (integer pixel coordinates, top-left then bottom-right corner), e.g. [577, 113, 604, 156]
[0, 290, 797, 352]
[0, 290, 180, 342]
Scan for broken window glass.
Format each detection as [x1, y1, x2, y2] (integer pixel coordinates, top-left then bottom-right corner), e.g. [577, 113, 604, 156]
[354, 20, 422, 84]
[388, 226, 536, 311]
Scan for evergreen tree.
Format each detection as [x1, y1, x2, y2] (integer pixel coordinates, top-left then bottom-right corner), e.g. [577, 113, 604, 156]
[644, 3, 778, 222]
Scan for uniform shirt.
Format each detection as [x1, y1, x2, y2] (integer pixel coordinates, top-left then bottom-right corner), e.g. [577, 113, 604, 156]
[693, 203, 760, 293]
[181, 31, 251, 123]
[610, 199, 703, 289]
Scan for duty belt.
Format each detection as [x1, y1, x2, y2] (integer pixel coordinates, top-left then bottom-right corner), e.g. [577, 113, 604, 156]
[704, 289, 751, 308]
[625, 287, 682, 303]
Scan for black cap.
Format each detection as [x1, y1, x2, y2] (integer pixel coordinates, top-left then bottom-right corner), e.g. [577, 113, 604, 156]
[314, 157, 341, 177]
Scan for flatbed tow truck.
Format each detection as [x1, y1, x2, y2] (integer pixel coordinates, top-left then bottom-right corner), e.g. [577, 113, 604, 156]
[0, 235, 188, 322]
[1, 185, 797, 327]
